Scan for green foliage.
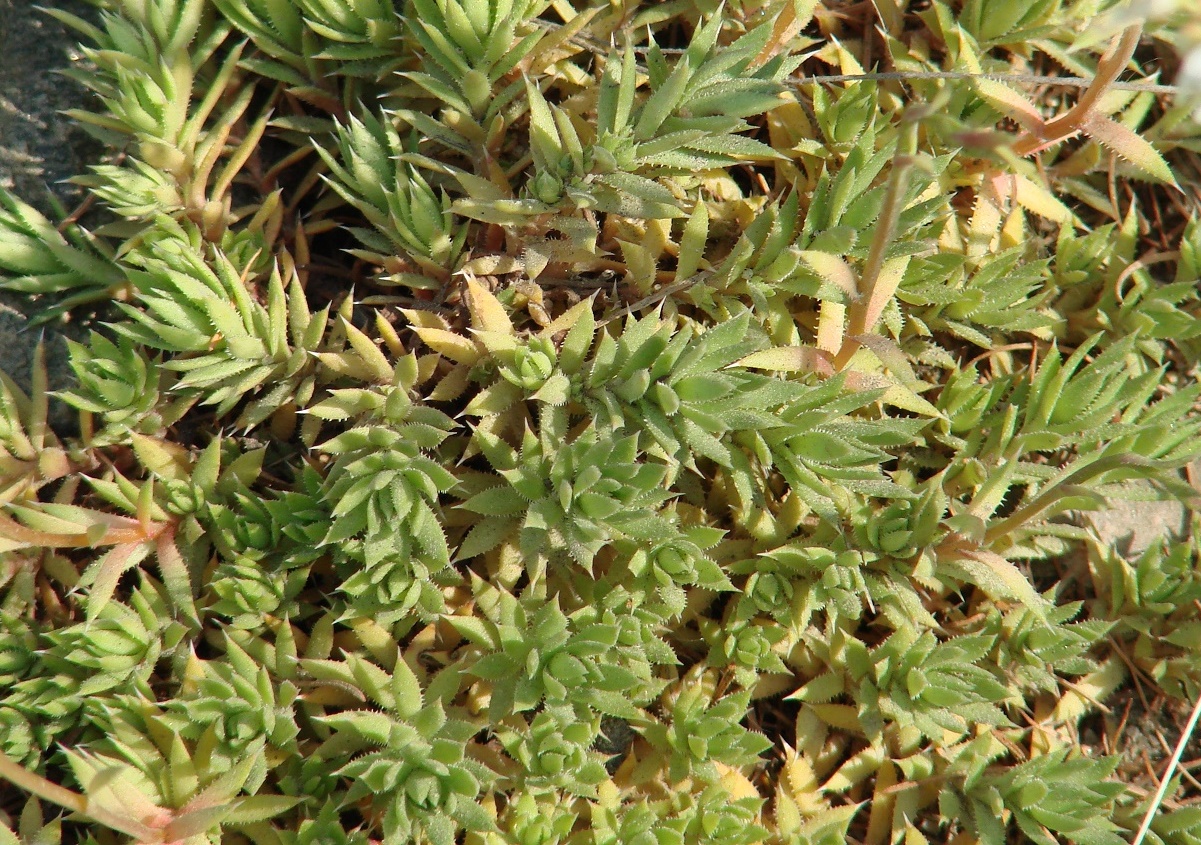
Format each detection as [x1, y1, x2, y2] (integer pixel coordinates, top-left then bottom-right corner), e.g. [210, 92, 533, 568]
[450, 579, 670, 719]
[496, 705, 608, 794]
[318, 112, 468, 283]
[0, 191, 123, 322]
[310, 655, 495, 845]
[949, 750, 1127, 845]
[115, 227, 326, 426]
[311, 382, 460, 620]
[640, 682, 773, 784]
[1, 1, 1200, 844]
[467, 421, 675, 572]
[59, 333, 192, 444]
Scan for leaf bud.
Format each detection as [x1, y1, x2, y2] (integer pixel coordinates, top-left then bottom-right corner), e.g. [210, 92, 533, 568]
[652, 381, 681, 415]
[531, 171, 563, 204]
[139, 140, 188, 176]
[463, 69, 492, 115]
[614, 369, 651, 402]
[587, 144, 618, 173]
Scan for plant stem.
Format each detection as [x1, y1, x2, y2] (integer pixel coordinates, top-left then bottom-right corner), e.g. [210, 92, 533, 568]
[0, 750, 88, 816]
[835, 118, 919, 369]
[1131, 689, 1201, 845]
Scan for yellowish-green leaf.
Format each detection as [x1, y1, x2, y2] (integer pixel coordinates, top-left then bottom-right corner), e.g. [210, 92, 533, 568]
[973, 78, 1045, 131]
[1012, 173, 1078, 225]
[412, 326, 481, 364]
[801, 251, 858, 298]
[735, 346, 834, 375]
[464, 276, 513, 335]
[676, 201, 709, 282]
[1084, 113, 1180, 187]
[131, 433, 192, 482]
[950, 548, 1049, 620]
[340, 318, 394, 383]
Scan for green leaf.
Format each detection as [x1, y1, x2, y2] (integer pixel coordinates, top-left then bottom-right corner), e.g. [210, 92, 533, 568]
[1084, 114, 1179, 187]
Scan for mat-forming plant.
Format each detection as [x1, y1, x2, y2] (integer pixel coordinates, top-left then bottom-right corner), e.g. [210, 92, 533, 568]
[2, 1, 1201, 843]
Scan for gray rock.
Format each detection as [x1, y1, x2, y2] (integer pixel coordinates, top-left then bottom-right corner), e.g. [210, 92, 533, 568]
[1084, 478, 1193, 558]
[0, 0, 99, 215]
[0, 0, 101, 434]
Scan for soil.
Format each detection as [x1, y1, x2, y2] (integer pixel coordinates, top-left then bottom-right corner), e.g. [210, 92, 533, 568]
[0, 0, 99, 216]
[0, 0, 1198, 832]
[0, 0, 103, 434]
[1092, 687, 1201, 805]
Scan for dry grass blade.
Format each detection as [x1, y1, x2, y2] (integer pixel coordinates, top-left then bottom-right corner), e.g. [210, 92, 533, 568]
[1131, 691, 1201, 845]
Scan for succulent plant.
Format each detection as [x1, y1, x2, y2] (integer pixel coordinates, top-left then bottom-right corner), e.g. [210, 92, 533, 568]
[1, 1, 1200, 844]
